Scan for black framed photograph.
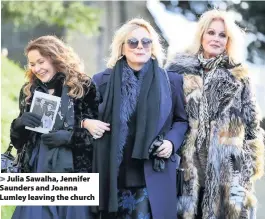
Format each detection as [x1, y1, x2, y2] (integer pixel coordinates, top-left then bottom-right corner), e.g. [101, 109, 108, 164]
[26, 91, 61, 133]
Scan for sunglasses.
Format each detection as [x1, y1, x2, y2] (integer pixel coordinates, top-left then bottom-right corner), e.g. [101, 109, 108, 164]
[126, 37, 152, 49]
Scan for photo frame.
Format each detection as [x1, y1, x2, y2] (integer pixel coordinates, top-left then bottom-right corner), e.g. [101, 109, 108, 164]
[26, 91, 61, 134]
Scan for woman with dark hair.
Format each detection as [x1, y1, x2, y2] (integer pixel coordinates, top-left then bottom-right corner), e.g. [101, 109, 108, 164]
[11, 35, 98, 219]
[166, 9, 264, 219]
[82, 18, 188, 219]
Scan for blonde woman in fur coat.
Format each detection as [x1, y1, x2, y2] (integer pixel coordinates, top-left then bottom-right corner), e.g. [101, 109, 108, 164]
[166, 9, 264, 219]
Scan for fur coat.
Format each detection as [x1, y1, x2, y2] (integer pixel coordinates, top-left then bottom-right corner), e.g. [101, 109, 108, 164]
[166, 53, 264, 219]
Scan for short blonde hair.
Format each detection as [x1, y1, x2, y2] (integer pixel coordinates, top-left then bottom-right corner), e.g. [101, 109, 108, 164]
[107, 18, 165, 68]
[187, 9, 245, 63]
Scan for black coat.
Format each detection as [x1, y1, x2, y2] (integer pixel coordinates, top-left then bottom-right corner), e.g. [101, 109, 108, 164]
[10, 79, 99, 173]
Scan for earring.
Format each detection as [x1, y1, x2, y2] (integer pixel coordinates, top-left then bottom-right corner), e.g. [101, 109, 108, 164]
[199, 45, 204, 52]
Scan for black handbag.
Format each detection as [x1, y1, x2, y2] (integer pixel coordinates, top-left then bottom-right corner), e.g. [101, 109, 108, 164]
[176, 168, 184, 196]
[1, 142, 24, 173]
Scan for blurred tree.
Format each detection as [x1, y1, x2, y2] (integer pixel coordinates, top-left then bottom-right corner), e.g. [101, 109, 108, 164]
[230, 1, 265, 64]
[1, 1, 101, 36]
[161, 0, 265, 64]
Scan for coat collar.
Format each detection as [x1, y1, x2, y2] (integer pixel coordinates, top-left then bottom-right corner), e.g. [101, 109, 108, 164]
[166, 53, 248, 80]
[166, 53, 243, 118]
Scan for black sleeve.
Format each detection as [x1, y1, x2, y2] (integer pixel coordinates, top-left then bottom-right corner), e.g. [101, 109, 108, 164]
[71, 81, 99, 149]
[10, 84, 31, 150]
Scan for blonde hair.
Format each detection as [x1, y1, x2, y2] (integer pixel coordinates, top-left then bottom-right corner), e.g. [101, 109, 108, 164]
[187, 9, 245, 64]
[24, 35, 91, 102]
[107, 18, 165, 68]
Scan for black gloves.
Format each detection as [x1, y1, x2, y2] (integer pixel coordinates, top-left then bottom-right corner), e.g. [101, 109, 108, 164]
[149, 135, 163, 158]
[14, 112, 42, 129]
[149, 135, 165, 172]
[41, 130, 73, 148]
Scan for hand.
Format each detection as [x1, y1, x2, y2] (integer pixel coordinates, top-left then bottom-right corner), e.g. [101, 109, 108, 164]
[83, 119, 110, 139]
[156, 140, 173, 158]
[41, 130, 72, 148]
[14, 112, 42, 129]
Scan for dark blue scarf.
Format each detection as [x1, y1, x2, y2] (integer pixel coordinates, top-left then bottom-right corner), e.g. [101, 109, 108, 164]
[93, 58, 161, 212]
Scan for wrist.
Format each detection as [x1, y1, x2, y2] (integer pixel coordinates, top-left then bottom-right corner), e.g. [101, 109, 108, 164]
[81, 118, 92, 129]
[81, 119, 88, 128]
[81, 119, 85, 128]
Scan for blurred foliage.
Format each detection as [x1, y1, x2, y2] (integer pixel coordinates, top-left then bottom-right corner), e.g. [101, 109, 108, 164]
[230, 2, 265, 64]
[1, 56, 25, 149]
[1, 1, 101, 36]
[161, 0, 265, 64]
[1, 56, 24, 218]
[1, 205, 15, 219]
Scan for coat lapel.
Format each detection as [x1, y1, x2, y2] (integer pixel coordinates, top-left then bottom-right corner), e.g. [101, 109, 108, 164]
[156, 69, 172, 135]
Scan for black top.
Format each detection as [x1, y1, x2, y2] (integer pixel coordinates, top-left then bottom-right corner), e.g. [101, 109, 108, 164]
[118, 110, 146, 188]
[118, 69, 145, 188]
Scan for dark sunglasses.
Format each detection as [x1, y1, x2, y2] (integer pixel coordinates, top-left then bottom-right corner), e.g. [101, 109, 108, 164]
[126, 37, 152, 49]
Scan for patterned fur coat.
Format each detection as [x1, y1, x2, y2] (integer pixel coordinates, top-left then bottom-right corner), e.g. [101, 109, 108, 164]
[166, 53, 264, 219]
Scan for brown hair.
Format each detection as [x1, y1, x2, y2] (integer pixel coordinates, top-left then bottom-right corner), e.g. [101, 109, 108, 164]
[24, 35, 91, 102]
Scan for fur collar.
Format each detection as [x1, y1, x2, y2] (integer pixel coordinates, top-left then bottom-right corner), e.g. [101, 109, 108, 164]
[166, 53, 201, 76]
[165, 53, 248, 80]
[166, 53, 245, 119]
[117, 61, 148, 166]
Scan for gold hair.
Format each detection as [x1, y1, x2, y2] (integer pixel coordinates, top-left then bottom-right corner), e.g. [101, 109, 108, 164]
[187, 9, 245, 64]
[106, 18, 165, 68]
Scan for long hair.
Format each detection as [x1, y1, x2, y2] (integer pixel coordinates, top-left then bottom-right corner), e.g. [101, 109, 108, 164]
[187, 9, 245, 64]
[24, 35, 91, 102]
[107, 18, 165, 68]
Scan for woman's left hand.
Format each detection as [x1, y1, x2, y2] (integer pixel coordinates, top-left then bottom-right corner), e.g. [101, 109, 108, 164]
[82, 119, 110, 139]
[156, 140, 173, 158]
[41, 130, 72, 148]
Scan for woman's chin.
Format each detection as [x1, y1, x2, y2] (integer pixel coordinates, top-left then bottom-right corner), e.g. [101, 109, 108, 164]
[37, 74, 54, 83]
[38, 77, 49, 83]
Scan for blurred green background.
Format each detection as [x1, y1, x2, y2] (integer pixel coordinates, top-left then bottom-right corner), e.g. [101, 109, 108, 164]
[1, 56, 24, 218]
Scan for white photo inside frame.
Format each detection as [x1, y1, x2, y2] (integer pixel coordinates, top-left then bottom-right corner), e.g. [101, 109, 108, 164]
[26, 91, 61, 134]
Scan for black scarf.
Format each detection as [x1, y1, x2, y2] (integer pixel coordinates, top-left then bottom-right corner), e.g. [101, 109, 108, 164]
[92, 58, 161, 212]
[34, 72, 65, 97]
